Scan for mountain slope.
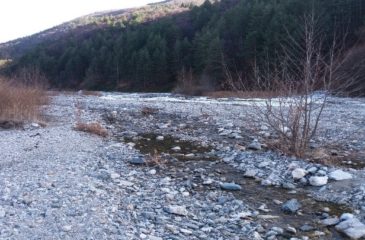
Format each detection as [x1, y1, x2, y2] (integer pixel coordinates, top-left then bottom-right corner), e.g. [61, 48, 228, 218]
[1, 0, 364, 93]
[0, 0, 204, 59]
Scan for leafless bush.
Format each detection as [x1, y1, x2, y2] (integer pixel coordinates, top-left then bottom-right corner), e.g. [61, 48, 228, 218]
[246, 14, 347, 157]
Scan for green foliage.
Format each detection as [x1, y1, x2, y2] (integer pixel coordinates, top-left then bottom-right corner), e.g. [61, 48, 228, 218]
[9, 0, 365, 91]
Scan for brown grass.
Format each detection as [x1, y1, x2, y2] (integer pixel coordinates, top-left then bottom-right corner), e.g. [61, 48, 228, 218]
[74, 122, 108, 137]
[0, 78, 47, 124]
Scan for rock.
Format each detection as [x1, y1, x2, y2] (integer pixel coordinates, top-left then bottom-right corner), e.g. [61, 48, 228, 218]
[118, 180, 134, 187]
[62, 225, 72, 232]
[309, 176, 328, 186]
[258, 161, 270, 168]
[248, 142, 262, 151]
[0, 208, 5, 218]
[291, 168, 307, 180]
[340, 213, 355, 221]
[281, 199, 301, 213]
[300, 224, 314, 232]
[336, 217, 365, 239]
[244, 169, 258, 178]
[171, 146, 181, 152]
[271, 227, 284, 234]
[31, 123, 40, 128]
[321, 217, 340, 226]
[329, 170, 353, 181]
[185, 153, 195, 158]
[149, 169, 157, 175]
[307, 167, 318, 174]
[156, 136, 164, 141]
[220, 182, 242, 191]
[164, 205, 188, 216]
[110, 173, 120, 179]
[286, 226, 297, 234]
[129, 156, 145, 165]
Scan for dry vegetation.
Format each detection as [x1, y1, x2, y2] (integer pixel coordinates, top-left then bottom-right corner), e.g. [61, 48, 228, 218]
[74, 122, 108, 137]
[0, 77, 47, 125]
[73, 101, 108, 137]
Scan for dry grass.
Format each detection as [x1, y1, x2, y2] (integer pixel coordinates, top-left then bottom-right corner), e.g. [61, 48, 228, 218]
[0, 78, 47, 124]
[141, 107, 159, 116]
[74, 122, 108, 137]
[146, 150, 167, 166]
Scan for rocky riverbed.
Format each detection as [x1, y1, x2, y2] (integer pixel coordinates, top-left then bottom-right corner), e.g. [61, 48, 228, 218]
[0, 92, 364, 239]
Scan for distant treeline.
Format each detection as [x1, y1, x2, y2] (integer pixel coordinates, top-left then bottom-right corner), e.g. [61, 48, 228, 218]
[8, 0, 365, 92]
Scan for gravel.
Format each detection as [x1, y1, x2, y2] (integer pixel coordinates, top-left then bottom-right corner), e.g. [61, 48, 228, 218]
[0, 92, 364, 239]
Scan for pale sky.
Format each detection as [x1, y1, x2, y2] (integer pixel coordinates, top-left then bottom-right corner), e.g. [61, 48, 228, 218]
[0, 0, 161, 43]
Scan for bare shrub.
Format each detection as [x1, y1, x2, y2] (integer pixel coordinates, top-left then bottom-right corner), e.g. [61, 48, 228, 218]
[74, 122, 108, 137]
[241, 14, 346, 157]
[0, 77, 47, 124]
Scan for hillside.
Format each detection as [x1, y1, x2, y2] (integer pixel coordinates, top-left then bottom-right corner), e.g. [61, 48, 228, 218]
[0, 0, 204, 59]
[1, 0, 364, 93]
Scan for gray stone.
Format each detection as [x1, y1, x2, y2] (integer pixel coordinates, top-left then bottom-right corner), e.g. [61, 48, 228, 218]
[329, 170, 353, 181]
[220, 182, 242, 191]
[281, 199, 301, 213]
[248, 142, 262, 151]
[336, 218, 365, 239]
[244, 169, 258, 178]
[129, 156, 145, 165]
[291, 168, 307, 180]
[321, 217, 340, 226]
[300, 224, 314, 232]
[164, 205, 188, 216]
[309, 176, 328, 186]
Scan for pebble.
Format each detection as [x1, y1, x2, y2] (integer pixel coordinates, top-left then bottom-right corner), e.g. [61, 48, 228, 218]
[291, 168, 307, 180]
[164, 205, 188, 216]
[220, 182, 242, 191]
[309, 176, 328, 186]
[156, 136, 164, 141]
[129, 156, 145, 165]
[248, 142, 262, 151]
[328, 170, 353, 181]
[281, 199, 301, 213]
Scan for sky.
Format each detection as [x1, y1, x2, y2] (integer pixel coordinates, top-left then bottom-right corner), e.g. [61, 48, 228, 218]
[0, 0, 161, 43]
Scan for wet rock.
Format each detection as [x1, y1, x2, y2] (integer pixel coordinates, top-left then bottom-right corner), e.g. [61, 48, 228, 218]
[309, 176, 328, 186]
[244, 169, 258, 178]
[156, 136, 164, 141]
[164, 205, 188, 216]
[248, 142, 262, 151]
[291, 168, 307, 180]
[281, 199, 301, 213]
[300, 224, 314, 232]
[336, 217, 365, 239]
[220, 182, 242, 191]
[340, 213, 355, 221]
[321, 217, 340, 226]
[129, 156, 145, 165]
[171, 146, 181, 152]
[329, 170, 353, 181]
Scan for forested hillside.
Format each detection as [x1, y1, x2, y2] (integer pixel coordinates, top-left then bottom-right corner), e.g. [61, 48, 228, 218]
[2, 0, 365, 92]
